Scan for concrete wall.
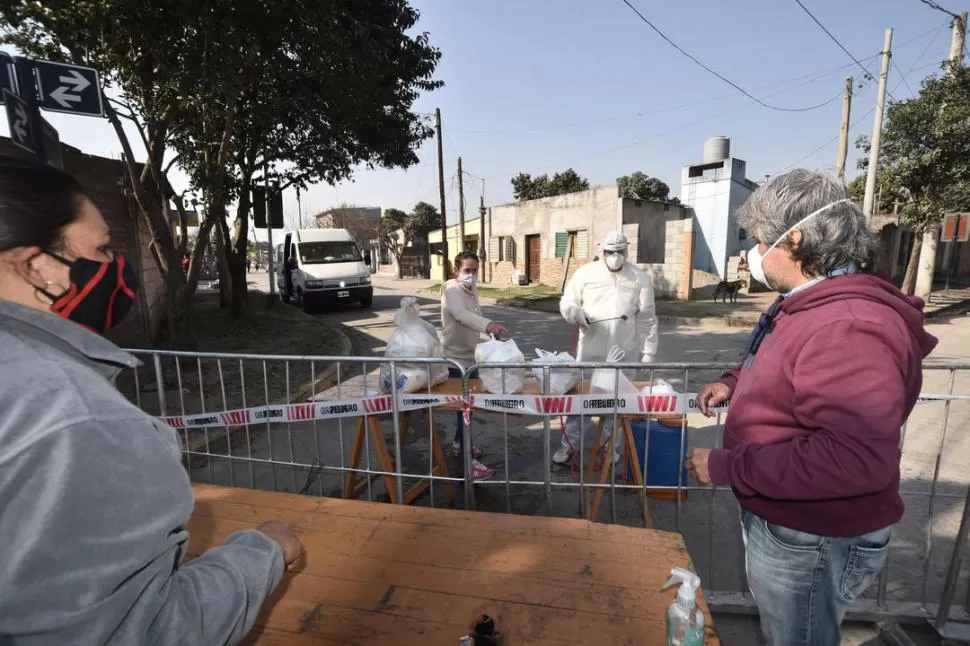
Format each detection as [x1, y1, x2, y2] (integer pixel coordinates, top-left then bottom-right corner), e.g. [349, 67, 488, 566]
[0, 138, 166, 347]
[621, 198, 688, 263]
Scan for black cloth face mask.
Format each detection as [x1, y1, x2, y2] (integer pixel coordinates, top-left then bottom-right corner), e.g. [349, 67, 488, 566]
[38, 252, 140, 333]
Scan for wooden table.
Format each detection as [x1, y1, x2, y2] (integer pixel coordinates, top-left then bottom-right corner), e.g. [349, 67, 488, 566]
[336, 376, 685, 526]
[187, 484, 720, 645]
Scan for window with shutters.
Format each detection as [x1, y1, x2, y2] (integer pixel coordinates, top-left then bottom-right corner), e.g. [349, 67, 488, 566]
[498, 237, 506, 261]
[576, 230, 589, 258]
[554, 232, 569, 258]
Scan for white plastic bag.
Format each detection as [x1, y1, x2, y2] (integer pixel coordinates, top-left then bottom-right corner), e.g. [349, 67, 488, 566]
[590, 346, 638, 395]
[531, 348, 581, 395]
[475, 336, 525, 394]
[380, 297, 449, 394]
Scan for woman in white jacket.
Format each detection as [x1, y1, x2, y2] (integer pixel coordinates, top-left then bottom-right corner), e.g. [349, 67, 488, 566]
[440, 251, 508, 480]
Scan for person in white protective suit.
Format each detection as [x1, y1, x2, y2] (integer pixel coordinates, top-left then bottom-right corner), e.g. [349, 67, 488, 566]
[554, 230, 659, 465]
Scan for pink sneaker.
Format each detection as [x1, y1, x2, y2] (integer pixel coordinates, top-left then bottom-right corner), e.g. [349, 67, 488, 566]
[452, 441, 482, 459]
[471, 459, 494, 481]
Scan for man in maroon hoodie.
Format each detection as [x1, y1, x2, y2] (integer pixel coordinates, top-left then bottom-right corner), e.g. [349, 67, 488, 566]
[686, 169, 937, 645]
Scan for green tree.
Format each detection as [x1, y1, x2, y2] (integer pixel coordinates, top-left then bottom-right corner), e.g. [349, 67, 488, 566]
[167, 0, 442, 316]
[617, 171, 676, 202]
[378, 203, 440, 278]
[511, 168, 590, 201]
[855, 63, 970, 295]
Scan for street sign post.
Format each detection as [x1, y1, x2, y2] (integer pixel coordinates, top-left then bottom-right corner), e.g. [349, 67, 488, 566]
[4, 88, 35, 154]
[0, 52, 16, 103]
[33, 59, 103, 116]
[39, 117, 63, 169]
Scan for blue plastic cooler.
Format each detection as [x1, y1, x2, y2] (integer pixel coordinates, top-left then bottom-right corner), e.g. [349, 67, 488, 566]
[627, 419, 689, 495]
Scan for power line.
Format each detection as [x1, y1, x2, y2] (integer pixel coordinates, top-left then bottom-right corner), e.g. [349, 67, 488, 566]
[918, 0, 959, 19]
[892, 59, 918, 96]
[618, 0, 842, 112]
[790, 0, 896, 101]
[771, 50, 942, 175]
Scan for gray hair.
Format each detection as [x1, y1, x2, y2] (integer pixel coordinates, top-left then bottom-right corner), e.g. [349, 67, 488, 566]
[739, 169, 875, 277]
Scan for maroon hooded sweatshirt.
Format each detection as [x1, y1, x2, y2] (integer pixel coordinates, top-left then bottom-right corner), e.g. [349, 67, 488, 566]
[707, 273, 938, 537]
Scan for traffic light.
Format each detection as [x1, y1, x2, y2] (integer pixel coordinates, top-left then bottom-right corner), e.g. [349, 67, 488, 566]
[252, 184, 284, 229]
[252, 186, 266, 228]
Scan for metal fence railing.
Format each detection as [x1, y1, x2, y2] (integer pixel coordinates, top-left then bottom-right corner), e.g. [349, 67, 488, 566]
[120, 351, 970, 637]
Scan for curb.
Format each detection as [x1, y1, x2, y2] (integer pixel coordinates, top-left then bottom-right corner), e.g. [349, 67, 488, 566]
[925, 298, 970, 320]
[185, 310, 354, 454]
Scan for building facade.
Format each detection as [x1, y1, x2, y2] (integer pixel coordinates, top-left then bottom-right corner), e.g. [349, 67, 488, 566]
[478, 185, 693, 298]
[680, 137, 758, 280]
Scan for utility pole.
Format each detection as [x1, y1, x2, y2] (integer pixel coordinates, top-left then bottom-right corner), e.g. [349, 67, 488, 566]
[835, 75, 853, 181]
[457, 156, 466, 250]
[915, 11, 966, 302]
[479, 194, 487, 283]
[265, 163, 276, 307]
[296, 186, 303, 229]
[435, 108, 449, 277]
[863, 28, 893, 220]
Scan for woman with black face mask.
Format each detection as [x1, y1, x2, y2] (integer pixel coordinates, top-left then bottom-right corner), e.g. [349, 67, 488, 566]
[0, 158, 302, 645]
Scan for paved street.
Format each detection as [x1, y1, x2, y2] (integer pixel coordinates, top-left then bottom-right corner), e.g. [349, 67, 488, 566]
[183, 273, 969, 645]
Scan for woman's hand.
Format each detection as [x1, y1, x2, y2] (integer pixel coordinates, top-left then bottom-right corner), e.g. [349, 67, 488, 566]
[486, 322, 509, 339]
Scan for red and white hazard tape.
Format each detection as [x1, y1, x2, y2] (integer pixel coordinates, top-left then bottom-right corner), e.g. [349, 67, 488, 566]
[159, 391, 969, 430]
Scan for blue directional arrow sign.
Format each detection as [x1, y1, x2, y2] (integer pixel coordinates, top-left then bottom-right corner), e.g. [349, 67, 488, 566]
[3, 89, 35, 154]
[33, 59, 102, 117]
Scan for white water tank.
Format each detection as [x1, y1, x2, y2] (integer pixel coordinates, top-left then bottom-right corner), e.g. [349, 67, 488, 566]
[703, 136, 730, 163]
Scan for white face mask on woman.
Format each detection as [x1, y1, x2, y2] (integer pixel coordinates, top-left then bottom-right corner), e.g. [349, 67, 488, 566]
[458, 273, 477, 288]
[747, 199, 851, 289]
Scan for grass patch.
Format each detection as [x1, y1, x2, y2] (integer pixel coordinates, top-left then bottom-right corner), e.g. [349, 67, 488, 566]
[478, 284, 561, 300]
[131, 291, 348, 421]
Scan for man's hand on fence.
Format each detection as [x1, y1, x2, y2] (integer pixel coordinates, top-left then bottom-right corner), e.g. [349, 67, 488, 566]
[258, 521, 304, 572]
[686, 448, 713, 486]
[696, 382, 732, 417]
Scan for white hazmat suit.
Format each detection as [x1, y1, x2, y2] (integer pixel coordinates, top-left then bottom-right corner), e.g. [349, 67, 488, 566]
[555, 231, 659, 464]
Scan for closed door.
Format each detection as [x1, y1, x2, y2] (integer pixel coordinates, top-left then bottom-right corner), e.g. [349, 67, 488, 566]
[526, 234, 541, 283]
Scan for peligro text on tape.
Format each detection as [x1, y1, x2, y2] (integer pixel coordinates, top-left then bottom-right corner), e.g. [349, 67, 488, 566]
[159, 390, 968, 429]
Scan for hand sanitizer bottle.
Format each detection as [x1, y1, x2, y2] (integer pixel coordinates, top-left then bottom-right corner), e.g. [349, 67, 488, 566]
[662, 567, 705, 646]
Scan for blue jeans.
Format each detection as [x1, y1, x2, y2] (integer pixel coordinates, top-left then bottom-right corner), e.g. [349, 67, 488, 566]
[448, 368, 477, 448]
[742, 510, 892, 646]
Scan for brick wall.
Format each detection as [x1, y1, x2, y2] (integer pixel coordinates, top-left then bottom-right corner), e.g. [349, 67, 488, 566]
[0, 138, 166, 347]
[488, 261, 516, 285]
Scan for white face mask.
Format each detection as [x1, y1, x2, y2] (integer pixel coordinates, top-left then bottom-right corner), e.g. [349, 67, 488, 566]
[458, 273, 477, 288]
[604, 253, 625, 271]
[746, 199, 851, 290]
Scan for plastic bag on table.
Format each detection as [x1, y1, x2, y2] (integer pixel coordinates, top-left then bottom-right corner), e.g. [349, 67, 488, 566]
[589, 345, 638, 395]
[531, 348, 581, 395]
[379, 297, 449, 394]
[475, 336, 526, 394]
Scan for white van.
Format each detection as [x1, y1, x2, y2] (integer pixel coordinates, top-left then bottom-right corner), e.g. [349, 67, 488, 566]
[276, 229, 373, 312]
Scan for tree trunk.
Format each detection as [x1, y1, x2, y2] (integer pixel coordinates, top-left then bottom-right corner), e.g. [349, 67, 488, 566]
[901, 233, 923, 296]
[214, 215, 233, 307]
[229, 164, 255, 318]
[395, 254, 404, 279]
[914, 224, 939, 303]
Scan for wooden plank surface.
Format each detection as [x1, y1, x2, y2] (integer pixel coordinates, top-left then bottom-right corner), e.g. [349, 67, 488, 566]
[187, 484, 720, 645]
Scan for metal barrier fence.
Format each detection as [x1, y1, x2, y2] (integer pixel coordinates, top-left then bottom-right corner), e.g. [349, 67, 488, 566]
[121, 350, 970, 637]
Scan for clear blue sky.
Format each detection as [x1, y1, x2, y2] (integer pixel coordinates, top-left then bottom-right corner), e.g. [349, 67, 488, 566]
[3, 0, 963, 233]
